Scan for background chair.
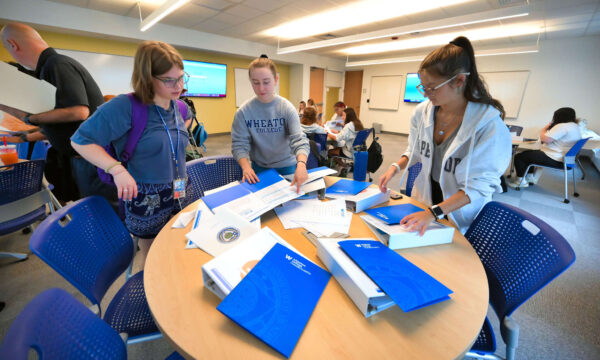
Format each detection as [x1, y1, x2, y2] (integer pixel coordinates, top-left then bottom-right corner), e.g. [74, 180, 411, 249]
[0, 288, 127, 360]
[515, 137, 590, 203]
[29, 196, 160, 345]
[186, 155, 243, 202]
[464, 201, 576, 360]
[507, 125, 523, 136]
[401, 162, 422, 197]
[0, 159, 54, 261]
[306, 139, 327, 170]
[307, 132, 328, 157]
[330, 128, 372, 179]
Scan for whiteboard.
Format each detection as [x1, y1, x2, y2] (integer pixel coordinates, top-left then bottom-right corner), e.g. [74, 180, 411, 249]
[57, 49, 134, 96]
[234, 68, 280, 108]
[480, 71, 529, 119]
[369, 75, 402, 110]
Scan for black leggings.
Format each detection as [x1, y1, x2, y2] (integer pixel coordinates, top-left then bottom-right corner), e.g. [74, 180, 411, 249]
[513, 150, 562, 177]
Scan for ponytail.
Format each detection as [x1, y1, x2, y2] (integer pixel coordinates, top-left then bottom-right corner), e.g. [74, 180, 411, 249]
[420, 36, 505, 119]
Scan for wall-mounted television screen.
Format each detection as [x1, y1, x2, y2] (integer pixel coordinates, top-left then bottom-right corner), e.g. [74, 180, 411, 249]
[183, 60, 226, 98]
[404, 73, 426, 103]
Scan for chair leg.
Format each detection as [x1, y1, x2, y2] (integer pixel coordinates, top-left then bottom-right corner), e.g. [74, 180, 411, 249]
[125, 236, 139, 280]
[572, 168, 579, 198]
[563, 166, 570, 204]
[576, 156, 585, 180]
[0, 252, 28, 261]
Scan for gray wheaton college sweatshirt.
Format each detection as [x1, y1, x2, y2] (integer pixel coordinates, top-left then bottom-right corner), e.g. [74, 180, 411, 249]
[231, 95, 309, 169]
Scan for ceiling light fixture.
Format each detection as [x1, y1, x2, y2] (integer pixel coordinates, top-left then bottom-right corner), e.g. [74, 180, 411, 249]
[345, 45, 539, 67]
[342, 22, 542, 55]
[139, 0, 189, 32]
[263, 0, 475, 40]
[276, 5, 530, 54]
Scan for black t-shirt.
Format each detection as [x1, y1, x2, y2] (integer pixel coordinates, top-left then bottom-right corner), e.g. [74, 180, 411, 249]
[34, 48, 104, 156]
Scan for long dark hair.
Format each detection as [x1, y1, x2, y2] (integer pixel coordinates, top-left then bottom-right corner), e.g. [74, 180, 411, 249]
[549, 107, 577, 130]
[343, 107, 364, 131]
[419, 36, 505, 119]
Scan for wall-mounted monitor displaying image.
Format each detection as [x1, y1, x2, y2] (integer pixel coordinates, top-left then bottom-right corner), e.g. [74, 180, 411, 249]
[183, 60, 226, 98]
[404, 73, 426, 103]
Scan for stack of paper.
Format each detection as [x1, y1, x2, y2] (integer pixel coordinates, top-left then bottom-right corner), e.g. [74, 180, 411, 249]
[274, 199, 352, 237]
[363, 203, 425, 224]
[202, 227, 306, 299]
[217, 243, 330, 358]
[338, 240, 453, 312]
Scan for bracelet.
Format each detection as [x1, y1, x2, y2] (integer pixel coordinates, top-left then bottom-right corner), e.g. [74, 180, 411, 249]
[23, 115, 32, 125]
[105, 161, 122, 174]
[19, 133, 28, 142]
[390, 162, 401, 173]
[297, 160, 306, 165]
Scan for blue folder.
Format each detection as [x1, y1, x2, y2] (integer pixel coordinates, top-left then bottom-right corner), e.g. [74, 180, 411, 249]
[241, 168, 283, 192]
[217, 243, 330, 358]
[363, 203, 425, 224]
[338, 240, 452, 312]
[325, 179, 371, 196]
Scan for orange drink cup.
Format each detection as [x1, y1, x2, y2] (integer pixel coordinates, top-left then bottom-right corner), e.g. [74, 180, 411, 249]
[0, 145, 18, 165]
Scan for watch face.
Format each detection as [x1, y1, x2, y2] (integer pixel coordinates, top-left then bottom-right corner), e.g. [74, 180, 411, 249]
[432, 206, 444, 218]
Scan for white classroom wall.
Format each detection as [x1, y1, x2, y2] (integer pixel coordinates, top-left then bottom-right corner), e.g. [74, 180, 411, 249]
[357, 34, 600, 138]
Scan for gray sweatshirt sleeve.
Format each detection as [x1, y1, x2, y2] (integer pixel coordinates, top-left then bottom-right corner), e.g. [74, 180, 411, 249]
[284, 102, 309, 157]
[231, 109, 251, 161]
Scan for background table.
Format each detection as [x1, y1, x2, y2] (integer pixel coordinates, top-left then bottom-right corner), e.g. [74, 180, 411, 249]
[145, 180, 489, 359]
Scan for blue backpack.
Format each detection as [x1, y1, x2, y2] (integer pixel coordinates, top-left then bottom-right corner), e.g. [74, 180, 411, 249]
[97, 93, 187, 185]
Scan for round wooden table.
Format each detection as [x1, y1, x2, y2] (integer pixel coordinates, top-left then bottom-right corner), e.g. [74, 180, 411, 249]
[145, 180, 489, 360]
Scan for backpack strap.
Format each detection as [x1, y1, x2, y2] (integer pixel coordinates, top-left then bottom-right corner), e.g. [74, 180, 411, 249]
[119, 93, 149, 163]
[176, 99, 188, 120]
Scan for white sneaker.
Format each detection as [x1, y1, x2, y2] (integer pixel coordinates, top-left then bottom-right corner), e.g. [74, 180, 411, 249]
[507, 178, 528, 189]
[530, 168, 543, 184]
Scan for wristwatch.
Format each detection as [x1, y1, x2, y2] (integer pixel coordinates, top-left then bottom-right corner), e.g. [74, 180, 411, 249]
[19, 133, 28, 142]
[429, 205, 445, 220]
[23, 115, 34, 125]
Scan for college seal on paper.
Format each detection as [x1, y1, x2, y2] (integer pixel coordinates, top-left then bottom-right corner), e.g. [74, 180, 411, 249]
[218, 227, 240, 243]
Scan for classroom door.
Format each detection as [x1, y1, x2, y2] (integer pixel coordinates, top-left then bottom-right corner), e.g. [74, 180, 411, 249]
[344, 70, 363, 117]
[325, 87, 340, 122]
[309, 67, 324, 115]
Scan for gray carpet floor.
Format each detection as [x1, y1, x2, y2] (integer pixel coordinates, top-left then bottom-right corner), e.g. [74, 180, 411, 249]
[1, 133, 598, 359]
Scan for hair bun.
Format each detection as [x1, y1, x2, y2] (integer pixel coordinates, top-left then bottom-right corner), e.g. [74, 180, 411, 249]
[260, 54, 269, 59]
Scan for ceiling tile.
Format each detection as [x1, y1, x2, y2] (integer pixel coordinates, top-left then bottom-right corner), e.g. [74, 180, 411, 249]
[545, 27, 587, 39]
[191, 0, 233, 11]
[47, 0, 90, 6]
[244, 0, 286, 12]
[225, 4, 265, 19]
[212, 11, 246, 25]
[161, 3, 219, 28]
[267, 4, 312, 21]
[584, 21, 600, 35]
[191, 18, 231, 32]
[88, 0, 139, 15]
[441, 1, 494, 17]
[541, 0, 599, 11]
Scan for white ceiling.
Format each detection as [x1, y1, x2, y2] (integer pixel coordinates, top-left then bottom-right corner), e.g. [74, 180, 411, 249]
[41, 0, 600, 60]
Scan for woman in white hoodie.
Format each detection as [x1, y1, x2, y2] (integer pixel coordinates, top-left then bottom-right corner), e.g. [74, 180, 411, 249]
[378, 36, 512, 234]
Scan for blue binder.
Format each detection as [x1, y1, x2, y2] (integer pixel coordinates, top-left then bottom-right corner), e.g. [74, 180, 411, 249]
[363, 203, 425, 224]
[325, 179, 371, 196]
[338, 240, 452, 312]
[217, 243, 330, 358]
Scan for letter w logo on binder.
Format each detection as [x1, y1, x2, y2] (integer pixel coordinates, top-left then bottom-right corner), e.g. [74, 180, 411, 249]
[338, 240, 452, 312]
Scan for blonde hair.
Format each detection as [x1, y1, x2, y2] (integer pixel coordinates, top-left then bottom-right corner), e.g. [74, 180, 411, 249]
[300, 107, 318, 125]
[132, 41, 183, 104]
[248, 54, 277, 79]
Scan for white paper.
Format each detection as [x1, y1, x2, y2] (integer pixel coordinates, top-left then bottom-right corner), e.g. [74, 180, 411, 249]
[185, 202, 213, 249]
[186, 208, 259, 257]
[299, 178, 326, 193]
[203, 181, 240, 196]
[172, 210, 195, 228]
[274, 198, 352, 237]
[0, 61, 56, 114]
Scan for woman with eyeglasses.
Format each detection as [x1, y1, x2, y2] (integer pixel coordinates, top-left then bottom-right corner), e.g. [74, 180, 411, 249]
[378, 36, 511, 234]
[71, 40, 193, 267]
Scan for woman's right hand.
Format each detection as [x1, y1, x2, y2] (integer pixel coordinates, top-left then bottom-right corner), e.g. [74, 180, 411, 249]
[111, 165, 138, 201]
[378, 166, 398, 193]
[241, 165, 259, 184]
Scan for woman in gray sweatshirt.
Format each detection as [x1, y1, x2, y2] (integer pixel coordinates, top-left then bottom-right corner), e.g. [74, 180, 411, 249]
[231, 55, 309, 192]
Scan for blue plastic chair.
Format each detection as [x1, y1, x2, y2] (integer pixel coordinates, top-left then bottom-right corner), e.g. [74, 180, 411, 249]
[464, 201, 576, 360]
[186, 155, 243, 201]
[404, 162, 422, 197]
[330, 128, 372, 179]
[517, 137, 590, 203]
[0, 160, 54, 261]
[29, 196, 160, 345]
[0, 288, 127, 360]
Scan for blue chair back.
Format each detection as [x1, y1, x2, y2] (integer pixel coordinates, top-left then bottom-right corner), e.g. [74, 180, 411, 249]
[306, 140, 321, 170]
[406, 162, 422, 197]
[564, 137, 590, 168]
[0, 160, 45, 205]
[29, 196, 134, 311]
[308, 133, 328, 152]
[352, 128, 372, 148]
[186, 155, 243, 201]
[465, 201, 575, 320]
[0, 288, 127, 360]
[30, 141, 51, 160]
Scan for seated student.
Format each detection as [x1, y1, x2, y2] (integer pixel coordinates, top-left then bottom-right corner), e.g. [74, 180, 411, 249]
[231, 55, 309, 192]
[298, 100, 306, 116]
[71, 40, 192, 268]
[328, 107, 364, 165]
[508, 107, 582, 188]
[300, 107, 326, 135]
[324, 101, 346, 133]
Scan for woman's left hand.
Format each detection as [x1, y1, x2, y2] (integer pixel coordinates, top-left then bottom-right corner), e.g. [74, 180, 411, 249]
[400, 210, 436, 236]
[290, 162, 308, 193]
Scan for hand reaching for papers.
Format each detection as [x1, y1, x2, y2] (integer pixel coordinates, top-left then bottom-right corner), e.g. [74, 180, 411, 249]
[400, 210, 435, 236]
[240, 163, 259, 184]
[290, 161, 308, 193]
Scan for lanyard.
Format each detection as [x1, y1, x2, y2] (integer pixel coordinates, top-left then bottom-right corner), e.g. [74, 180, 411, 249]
[155, 102, 180, 172]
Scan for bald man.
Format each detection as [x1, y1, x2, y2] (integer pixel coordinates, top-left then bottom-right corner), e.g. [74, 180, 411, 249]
[1, 23, 115, 204]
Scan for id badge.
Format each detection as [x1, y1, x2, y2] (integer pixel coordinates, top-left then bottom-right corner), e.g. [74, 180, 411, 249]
[173, 178, 186, 199]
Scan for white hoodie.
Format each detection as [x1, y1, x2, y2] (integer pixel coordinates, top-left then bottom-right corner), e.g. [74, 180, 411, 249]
[400, 100, 512, 233]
